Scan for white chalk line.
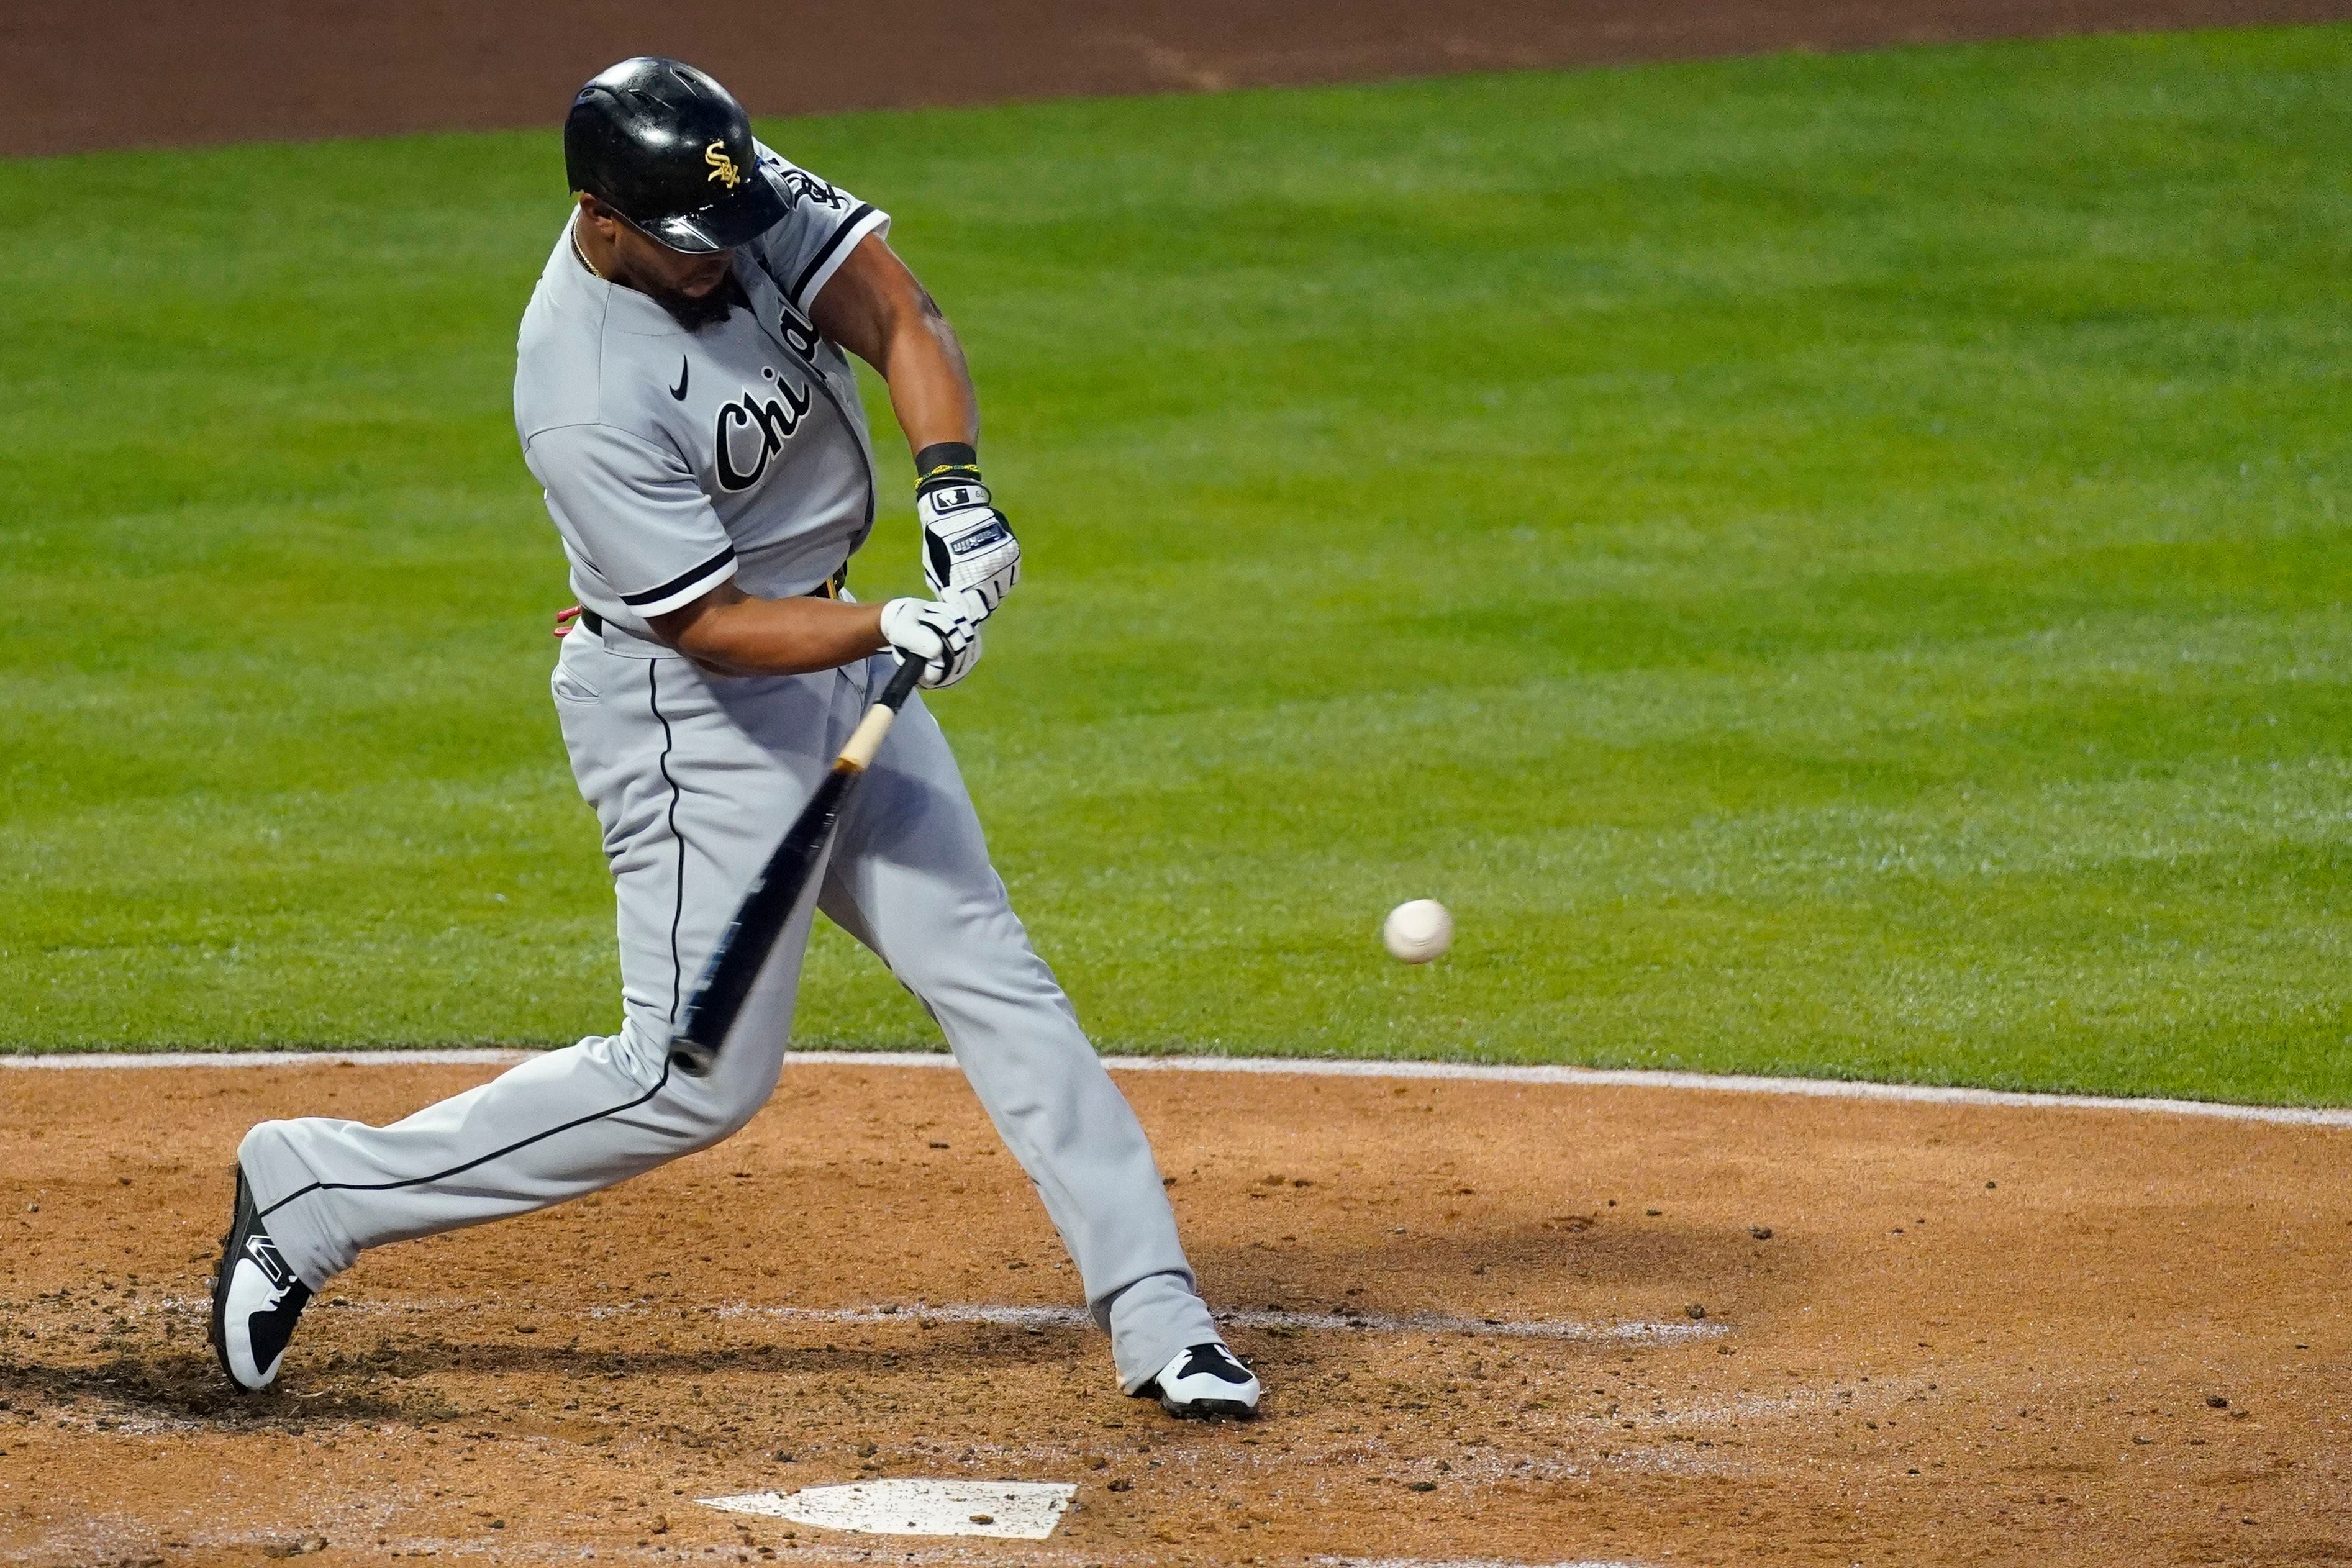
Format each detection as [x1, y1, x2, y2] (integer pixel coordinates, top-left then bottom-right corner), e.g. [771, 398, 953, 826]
[7, 1046, 2349, 1128]
[114, 1292, 1719, 1345]
[619, 1300, 1725, 1343]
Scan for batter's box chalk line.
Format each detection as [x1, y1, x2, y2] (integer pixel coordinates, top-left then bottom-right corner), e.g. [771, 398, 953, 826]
[699, 1479, 1077, 1540]
[1218, 1306, 1723, 1341]
[688, 1300, 1727, 1342]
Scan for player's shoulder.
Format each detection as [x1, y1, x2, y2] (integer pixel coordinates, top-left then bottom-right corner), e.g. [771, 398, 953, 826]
[514, 224, 677, 442]
[742, 141, 890, 310]
[750, 140, 856, 221]
[515, 225, 607, 435]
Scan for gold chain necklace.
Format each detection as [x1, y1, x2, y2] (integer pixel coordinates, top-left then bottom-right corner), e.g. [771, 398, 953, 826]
[571, 227, 607, 281]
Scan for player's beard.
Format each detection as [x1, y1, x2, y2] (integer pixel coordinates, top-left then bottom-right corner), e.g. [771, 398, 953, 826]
[649, 270, 750, 332]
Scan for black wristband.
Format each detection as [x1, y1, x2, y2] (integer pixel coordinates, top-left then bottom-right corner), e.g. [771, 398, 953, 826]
[914, 442, 979, 482]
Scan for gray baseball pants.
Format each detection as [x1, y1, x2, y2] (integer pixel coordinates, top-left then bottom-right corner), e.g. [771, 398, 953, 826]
[239, 635, 1216, 1392]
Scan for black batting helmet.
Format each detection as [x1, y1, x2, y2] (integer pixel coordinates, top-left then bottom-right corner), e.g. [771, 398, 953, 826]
[564, 58, 786, 253]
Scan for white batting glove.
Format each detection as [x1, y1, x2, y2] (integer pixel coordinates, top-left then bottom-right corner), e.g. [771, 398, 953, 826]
[918, 461, 1020, 619]
[879, 596, 982, 690]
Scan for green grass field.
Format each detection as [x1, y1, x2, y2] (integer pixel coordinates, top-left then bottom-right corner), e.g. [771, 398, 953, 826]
[3, 27, 2348, 1100]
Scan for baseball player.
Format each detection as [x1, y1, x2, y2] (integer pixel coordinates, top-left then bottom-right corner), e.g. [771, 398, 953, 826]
[209, 57, 1260, 1421]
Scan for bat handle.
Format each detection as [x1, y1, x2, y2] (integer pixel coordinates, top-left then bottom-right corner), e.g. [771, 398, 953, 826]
[878, 651, 927, 709]
[838, 655, 929, 771]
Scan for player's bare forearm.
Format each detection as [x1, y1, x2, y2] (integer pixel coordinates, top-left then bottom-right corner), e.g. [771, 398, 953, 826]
[650, 582, 887, 678]
[811, 233, 978, 457]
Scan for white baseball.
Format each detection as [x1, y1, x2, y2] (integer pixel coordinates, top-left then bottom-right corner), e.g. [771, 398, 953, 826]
[1382, 899, 1453, 963]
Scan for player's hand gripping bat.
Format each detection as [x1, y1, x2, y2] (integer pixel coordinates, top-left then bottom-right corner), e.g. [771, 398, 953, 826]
[667, 655, 929, 1077]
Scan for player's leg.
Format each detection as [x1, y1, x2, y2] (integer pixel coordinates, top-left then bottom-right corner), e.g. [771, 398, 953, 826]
[815, 655, 1247, 1409]
[231, 644, 839, 1331]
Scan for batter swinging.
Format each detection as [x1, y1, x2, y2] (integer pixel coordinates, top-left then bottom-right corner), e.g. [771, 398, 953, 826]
[208, 57, 1260, 1421]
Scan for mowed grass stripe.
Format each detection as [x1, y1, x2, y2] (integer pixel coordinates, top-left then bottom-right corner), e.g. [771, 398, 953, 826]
[1, 29, 2346, 1100]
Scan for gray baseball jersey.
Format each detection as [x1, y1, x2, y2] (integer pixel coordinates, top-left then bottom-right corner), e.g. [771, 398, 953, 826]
[234, 150, 1223, 1393]
[516, 143, 889, 650]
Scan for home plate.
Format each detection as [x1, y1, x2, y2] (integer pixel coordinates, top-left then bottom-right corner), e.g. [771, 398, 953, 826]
[699, 1479, 1078, 1540]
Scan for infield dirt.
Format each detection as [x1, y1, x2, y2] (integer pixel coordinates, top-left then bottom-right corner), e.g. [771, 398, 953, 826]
[11, 0, 2352, 154]
[3, 1058, 2346, 1566]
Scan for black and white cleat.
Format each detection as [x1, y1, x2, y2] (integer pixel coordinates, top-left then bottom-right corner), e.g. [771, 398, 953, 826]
[208, 1167, 313, 1392]
[1146, 1341, 1261, 1419]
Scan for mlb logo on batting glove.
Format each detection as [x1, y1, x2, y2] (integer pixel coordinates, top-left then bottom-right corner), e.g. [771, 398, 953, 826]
[919, 471, 1020, 618]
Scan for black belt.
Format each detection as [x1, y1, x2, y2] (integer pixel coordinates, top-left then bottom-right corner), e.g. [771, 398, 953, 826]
[579, 566, 846, 638]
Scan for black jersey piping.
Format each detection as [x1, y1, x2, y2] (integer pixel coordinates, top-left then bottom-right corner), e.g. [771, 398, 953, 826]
[789, 204, 878, 307]
[620, 545, 737, 608]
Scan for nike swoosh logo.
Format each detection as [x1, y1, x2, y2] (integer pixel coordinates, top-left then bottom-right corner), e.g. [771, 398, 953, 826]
[669, 359, 690, 401]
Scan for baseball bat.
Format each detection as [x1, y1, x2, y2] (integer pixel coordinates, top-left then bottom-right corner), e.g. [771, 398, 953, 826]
[668, 653, 929, 1077]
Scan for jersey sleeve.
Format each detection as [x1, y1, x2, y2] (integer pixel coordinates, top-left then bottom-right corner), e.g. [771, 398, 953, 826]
[742, 141, 892, 316]
[525, 422, 739, 617]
